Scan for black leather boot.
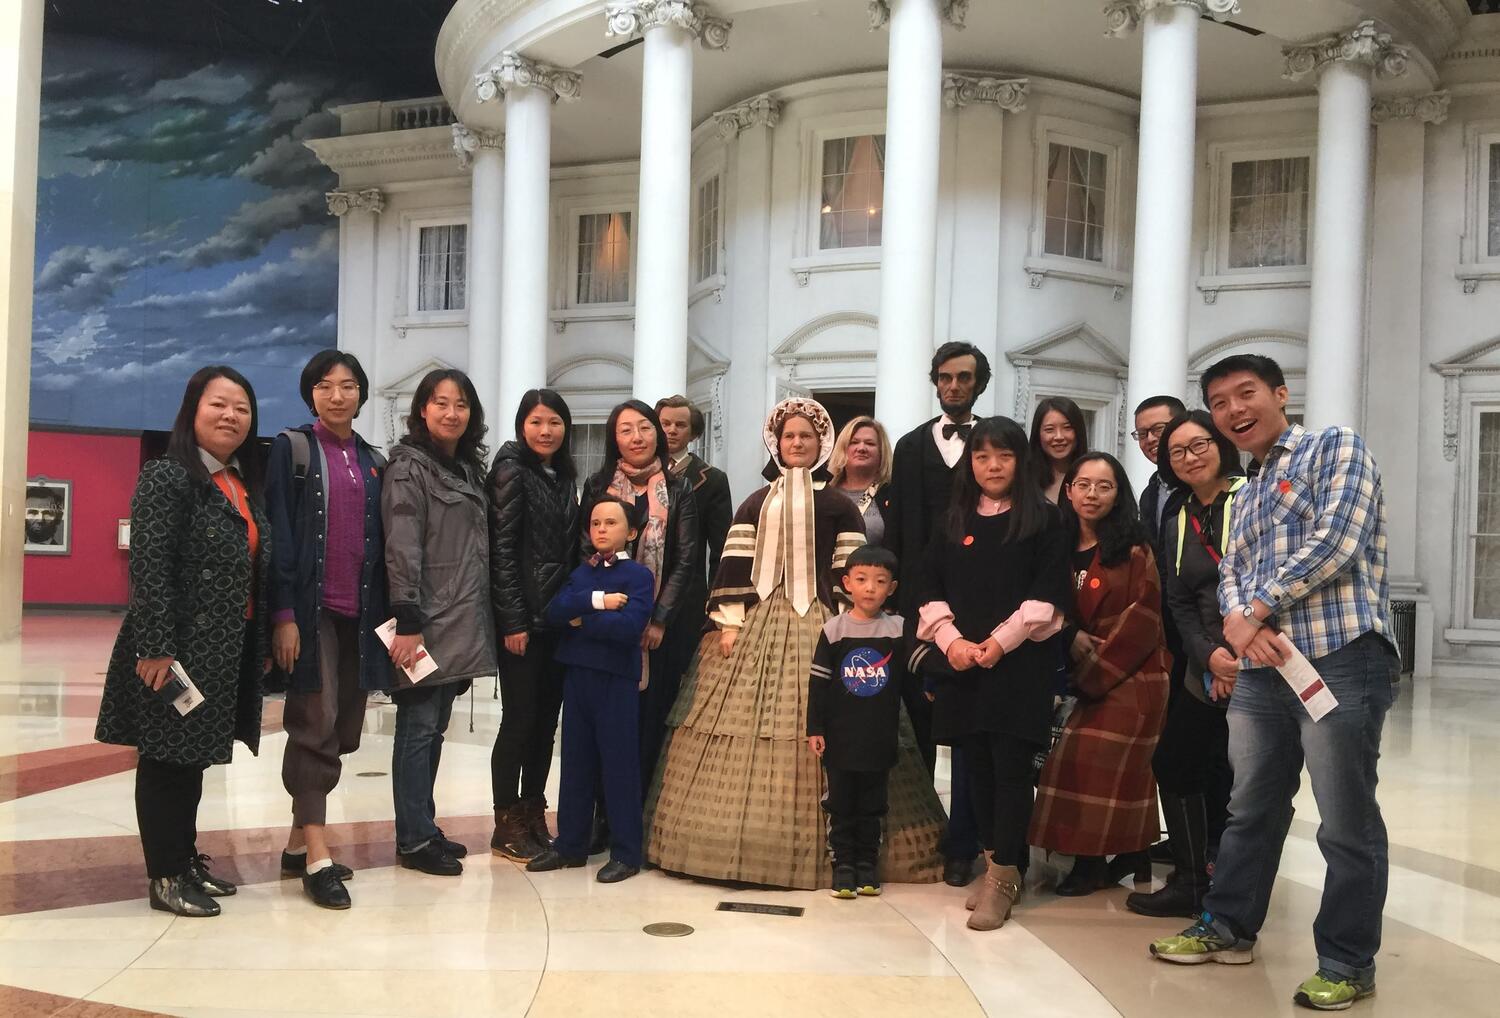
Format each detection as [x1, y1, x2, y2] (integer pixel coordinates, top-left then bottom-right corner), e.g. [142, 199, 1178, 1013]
[1127, 792, 1209, 918]
[149, 875, 220, 917]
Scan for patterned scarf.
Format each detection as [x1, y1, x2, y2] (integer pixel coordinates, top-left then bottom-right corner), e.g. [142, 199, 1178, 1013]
[752, 465, 818, 616]
[609, 460, 669, 600]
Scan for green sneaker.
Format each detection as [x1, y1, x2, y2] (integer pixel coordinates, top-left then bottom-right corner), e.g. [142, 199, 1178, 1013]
[1293, 970, 1375, 1011]
[1149, 913, 1255, 965]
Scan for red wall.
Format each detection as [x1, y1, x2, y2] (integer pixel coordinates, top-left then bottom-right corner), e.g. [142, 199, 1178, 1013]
[23, 430, 141, 607]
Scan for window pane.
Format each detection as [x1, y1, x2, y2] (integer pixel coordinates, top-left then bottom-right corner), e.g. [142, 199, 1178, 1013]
[417, 225, 466, 312]
[1089, 150, 1106, 188]
[1228, 156, 1310, 269]
[695, 176, 720, 282]
[1066, 219, 1085, 260]
[820, 134, 886, 249]
[1476, 413, 1500, 620]
[1489, 143, 1500, 258]
[1044, 217, 1066, 256]
[1045, 143, 1107, 262]
[577, 211, 632, 304]
[1045, 177, 1067, 219]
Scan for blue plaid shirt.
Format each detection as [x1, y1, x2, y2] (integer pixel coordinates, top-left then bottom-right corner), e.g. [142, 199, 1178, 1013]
[1218, 424, 1394, 661]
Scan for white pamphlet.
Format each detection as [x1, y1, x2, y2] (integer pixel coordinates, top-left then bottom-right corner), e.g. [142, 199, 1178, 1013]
[1274, 633, 1339, 722]
[165, 661, 206, 716]
[375, 618, 439, 683]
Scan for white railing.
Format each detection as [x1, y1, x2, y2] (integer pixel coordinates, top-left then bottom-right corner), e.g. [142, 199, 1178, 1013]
[380, 98, 456, 132]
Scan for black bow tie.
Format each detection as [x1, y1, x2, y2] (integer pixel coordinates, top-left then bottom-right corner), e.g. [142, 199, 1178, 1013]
[588, 553, 618, 568]
[942, 422, 973, 441]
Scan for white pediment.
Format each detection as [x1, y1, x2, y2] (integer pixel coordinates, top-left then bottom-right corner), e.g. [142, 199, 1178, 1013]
[773, 312, 879, 365]
[1190, 330, 1307, 372]
[688, 333, 730, 384]
[1007, 321, 1126, 378]
[377, 356, 458, 395]
[1433, 334, 1500, 376]
[548, 354, 634, 391]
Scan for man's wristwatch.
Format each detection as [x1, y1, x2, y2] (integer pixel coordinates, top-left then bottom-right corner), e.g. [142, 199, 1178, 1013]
[1239, 604, 1264, 629]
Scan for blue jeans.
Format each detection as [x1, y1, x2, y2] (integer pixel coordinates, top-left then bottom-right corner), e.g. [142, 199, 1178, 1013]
[1203, 632, 1397, 982]
[391, 681, 465, 854]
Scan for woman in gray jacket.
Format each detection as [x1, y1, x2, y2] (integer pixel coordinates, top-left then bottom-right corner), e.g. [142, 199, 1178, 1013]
[382, 368, 496, 876]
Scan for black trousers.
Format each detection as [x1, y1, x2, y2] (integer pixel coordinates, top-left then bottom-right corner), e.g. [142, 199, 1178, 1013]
[1151, 675, 1232, 842]
[492, 631, 566, 809]
[962, 731, 1042, 868]
[824, 767, 889, 870]
[135, 755, 208, 879]
[899, 671, 936, 774]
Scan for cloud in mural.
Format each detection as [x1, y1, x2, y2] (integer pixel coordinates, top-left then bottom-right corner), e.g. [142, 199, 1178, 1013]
[38, 311, 111, 366]
[134, 231, 339, 319]
[174, 188, 327, 268]
[35, 246, 140, 310]
[143, 64, 254, 106]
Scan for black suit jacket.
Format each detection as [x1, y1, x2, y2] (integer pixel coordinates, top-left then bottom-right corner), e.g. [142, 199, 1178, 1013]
[1140, 470, 1185, 656]
[886, 417, 956, 616]
[678, 453, 732, 586]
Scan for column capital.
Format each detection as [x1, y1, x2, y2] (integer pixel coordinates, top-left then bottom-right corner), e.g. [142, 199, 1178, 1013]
[1372, 90, 1450, 125]
[712, 94, 782, 140]
[1103, 0, 1239, 38]
[1283, 20, 1410, 82]
[475, 52, 583, 105]
[869, 1, 968, 32]
[605, 1, 732, 50]
[325, 188, 385, 216]
[451, 123, 502, 169]
[943, 74, 1028, 112]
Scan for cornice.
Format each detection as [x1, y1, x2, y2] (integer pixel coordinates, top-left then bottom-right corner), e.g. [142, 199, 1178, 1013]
[304, 128, 460, 173]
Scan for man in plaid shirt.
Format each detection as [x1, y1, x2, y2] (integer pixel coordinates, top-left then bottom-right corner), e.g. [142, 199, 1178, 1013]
[1148, 355, 1401, 1013]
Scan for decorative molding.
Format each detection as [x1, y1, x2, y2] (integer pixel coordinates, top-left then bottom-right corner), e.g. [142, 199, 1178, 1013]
[605, 1, 731, 50]
[1432, 335, 1500, 461]
[1188, 329, 1306, 370]
[451, 123, 502, 169]
[304, 130, 459, 174]
[869, 1, 967, 31]
[1282, 21, 1410, 82]
[1371, 90, 1450, 125]
[325, 188, 385, 216]
[712, 94, 782, 140]
[1103, 1, 1240, 38]
[475, 52, 582, 105]
[772, 312, 880, 366]
[943, 74, 1028, 112]
[1116, 379, 1128, 458]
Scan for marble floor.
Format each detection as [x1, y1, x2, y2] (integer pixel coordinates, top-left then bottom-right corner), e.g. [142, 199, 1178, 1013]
[1, 613, 1496, 1017]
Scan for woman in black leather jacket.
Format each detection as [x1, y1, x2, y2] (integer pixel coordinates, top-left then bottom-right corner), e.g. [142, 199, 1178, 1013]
[579, 400, 700, 789]
[486, 389, 580, 860]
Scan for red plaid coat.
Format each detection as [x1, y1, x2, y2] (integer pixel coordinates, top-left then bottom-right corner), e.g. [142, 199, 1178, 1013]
[1029, 542, 1170, 857]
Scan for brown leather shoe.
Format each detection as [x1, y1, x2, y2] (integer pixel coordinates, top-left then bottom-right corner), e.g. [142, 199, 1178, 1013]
[519, 796, 553, 851]
[491, 805, 542, 862]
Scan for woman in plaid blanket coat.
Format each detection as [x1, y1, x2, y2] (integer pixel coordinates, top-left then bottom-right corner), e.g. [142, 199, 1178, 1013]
[1030, 452, 1169, 896]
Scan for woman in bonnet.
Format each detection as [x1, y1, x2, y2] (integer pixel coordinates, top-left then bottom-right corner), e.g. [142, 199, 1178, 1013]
[646, 397, 944, 889]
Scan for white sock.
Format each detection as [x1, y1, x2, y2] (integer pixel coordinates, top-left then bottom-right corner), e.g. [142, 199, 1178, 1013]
[285, 845, 308, 856]
[306, 857, 333, 874]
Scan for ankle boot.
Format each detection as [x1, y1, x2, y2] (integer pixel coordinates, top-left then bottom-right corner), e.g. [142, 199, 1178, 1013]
[1055, 855, 1109, 896]
[490, 804, 541, 862]
[967, 861, 1021, 931]
[1127, 792, 1209, 918]
[520, 796, 553, 850]
[1107, 849, 1153, 885]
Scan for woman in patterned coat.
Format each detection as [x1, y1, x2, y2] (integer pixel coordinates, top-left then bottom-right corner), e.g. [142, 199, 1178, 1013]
[1029, 452, 1169, 895]
[96, 366, 271, 918]
[646, 397, 945, 890]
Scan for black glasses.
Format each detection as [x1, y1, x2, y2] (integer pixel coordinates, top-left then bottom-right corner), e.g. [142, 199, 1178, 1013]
[1131, 422, 1168, 441]
[1167, 437, 1215, 463]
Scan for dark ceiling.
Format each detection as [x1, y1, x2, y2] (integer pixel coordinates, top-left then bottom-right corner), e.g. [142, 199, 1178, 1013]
[43, 0, 458, 98]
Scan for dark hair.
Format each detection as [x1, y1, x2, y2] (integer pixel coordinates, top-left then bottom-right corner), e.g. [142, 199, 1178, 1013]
[299, 349, 369, 413]
[1199, 354, 1287, 403]
[585, 493, 641, 531]
[844, 544, 898, 577]
[1134, 394, 1186, 418]
[593, 400, 671, 486]
[165, 364, 263, 495]
[654, 395, 705, 439]
[1155, 411, 1242, 492]
[1029, 396, 1089, 486]
[401, 368, 488, 472]
[947, 416, 1048, 544]
[1058, 452, 1148, 569]
[929, 341, 992, 395]
[514, 388, 576, 482]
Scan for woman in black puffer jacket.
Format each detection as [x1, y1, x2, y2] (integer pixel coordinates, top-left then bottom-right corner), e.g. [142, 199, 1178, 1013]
[487, 389, 580, 860]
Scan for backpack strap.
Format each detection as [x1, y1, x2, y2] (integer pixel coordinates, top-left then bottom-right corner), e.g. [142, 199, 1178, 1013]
[280, 428, 311, 481]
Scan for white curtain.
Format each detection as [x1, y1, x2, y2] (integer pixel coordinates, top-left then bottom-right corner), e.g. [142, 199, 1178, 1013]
[577, 212, 631, 304]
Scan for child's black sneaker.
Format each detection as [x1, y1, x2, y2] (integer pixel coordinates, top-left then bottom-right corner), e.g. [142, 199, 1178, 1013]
[831, 865, 857, 899]
[855, 863, 881, 896]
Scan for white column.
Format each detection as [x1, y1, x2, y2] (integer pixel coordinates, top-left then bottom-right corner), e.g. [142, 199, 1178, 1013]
[453, 123, 504, 423]
[477, 53, 581, 425]
[326, 189, 384, 436]
[0, 0, 42, 639]
[714, 95, 781, 496]
[871, 0, 961, 437]
[1106, 0, 1234, 488]
[607, 1, 731, 402]
[1284, 21, 1409, 431]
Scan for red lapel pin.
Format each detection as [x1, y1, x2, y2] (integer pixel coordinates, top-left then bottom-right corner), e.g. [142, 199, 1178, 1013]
[1089, 577, 1101, 590]
[962, 535, 974, 547]
[1278, 479, 1292, 493]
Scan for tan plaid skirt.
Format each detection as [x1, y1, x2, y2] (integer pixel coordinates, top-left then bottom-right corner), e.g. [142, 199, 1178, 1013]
[645, 591, 945, 889]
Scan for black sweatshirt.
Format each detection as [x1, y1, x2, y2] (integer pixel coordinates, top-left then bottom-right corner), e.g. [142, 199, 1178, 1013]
[807, 611, 904, 772]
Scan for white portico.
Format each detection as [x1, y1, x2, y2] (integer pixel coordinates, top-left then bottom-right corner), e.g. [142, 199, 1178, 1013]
[307, 0, 1500, 679]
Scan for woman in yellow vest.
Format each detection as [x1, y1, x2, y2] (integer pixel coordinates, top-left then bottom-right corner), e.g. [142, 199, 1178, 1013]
[1127, 410, 1246, 919]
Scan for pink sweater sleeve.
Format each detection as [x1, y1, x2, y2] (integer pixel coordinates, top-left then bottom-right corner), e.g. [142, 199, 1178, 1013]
[989, 600, 1064, 653]
[917, 601, 964, 653]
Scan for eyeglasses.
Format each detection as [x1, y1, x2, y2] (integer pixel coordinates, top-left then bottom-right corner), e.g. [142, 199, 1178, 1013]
[1068, 480, 1116, 496]
[313, 382, 361, 397]
[1167, 437, 1215, 463]
[1130, 422, 1168, 441]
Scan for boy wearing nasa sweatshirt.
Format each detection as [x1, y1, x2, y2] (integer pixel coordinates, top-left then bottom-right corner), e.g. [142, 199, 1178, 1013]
[807, 544, 905, 899]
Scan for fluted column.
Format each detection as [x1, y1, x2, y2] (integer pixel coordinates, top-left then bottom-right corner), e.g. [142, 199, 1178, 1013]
[870, 0, 966, 437]
[453, 123, 504, 422]
[1285, 21, 1409, 430]
[1106, 0, 1237, 487]
[326, 189, 386, 441]
[476, 53, 580, 424]
[606, 1, 731, 401]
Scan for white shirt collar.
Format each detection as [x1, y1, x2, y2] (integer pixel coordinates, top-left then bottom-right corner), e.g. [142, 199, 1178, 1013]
[198, 447, 240, 475]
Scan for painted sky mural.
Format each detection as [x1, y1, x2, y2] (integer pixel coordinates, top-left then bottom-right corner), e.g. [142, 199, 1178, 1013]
[32, 34, 372, 434]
